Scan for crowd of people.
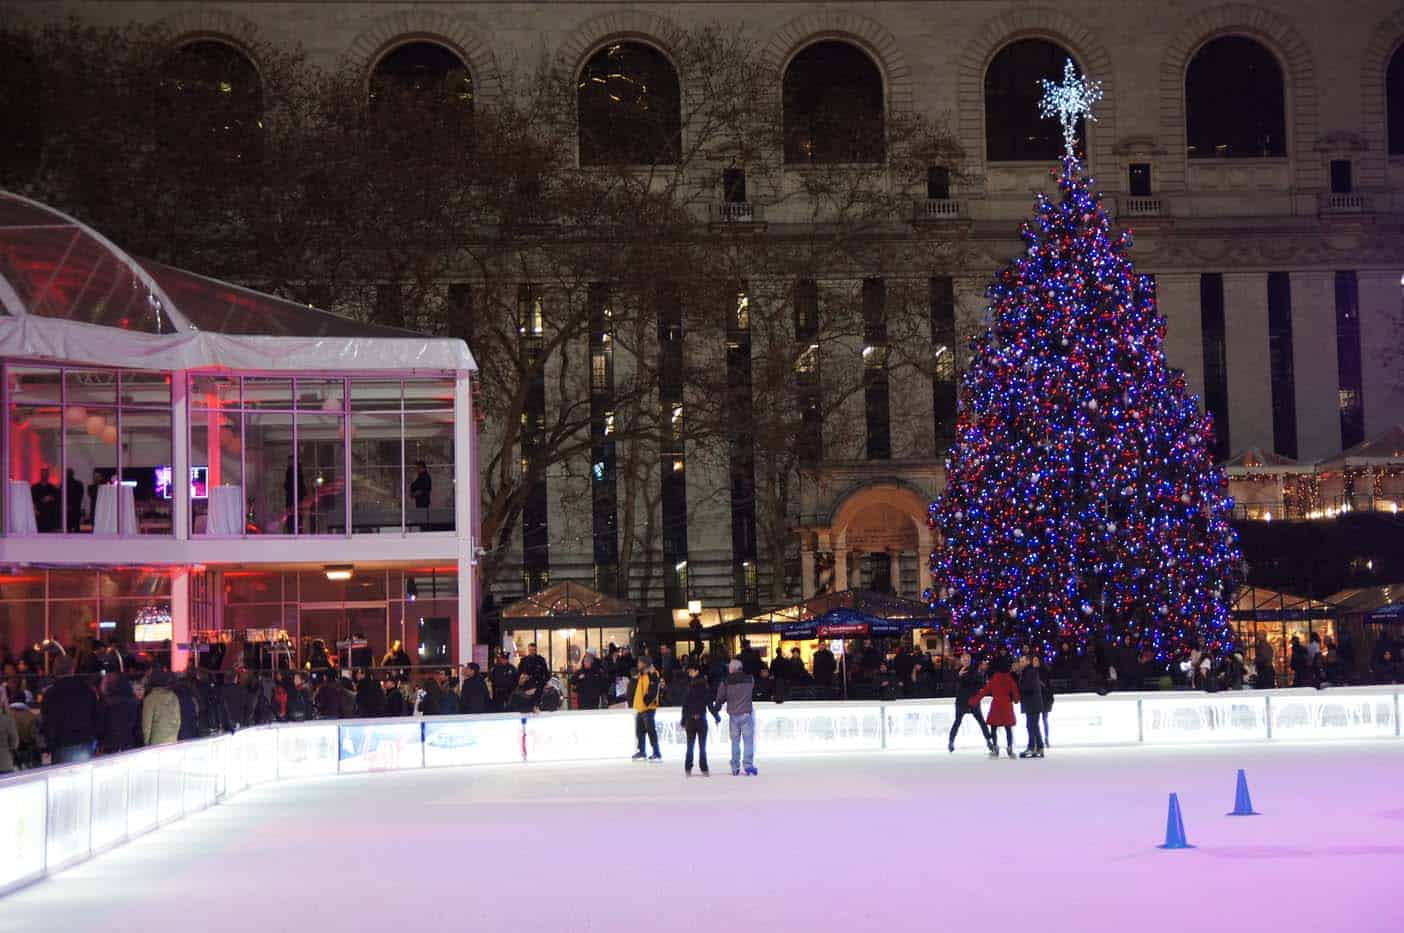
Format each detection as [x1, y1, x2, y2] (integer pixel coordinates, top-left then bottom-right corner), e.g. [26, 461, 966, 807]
[4, 627, 1403, 776]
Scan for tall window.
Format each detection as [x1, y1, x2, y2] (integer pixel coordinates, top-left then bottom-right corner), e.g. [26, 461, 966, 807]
[862, 278, 891, 460]
[727, 287, 758, 605]
[158, 41, 264, 167]
[984, 40, 1083, 161]
[795, 279, 823, 463]
[519, 285, 549, 593]
[658, 284, 689, 608]
[7, 367, 172, 536]
[588, 284, 620, 595]
[1199, 274, 1231, 460]
[930, 277, 957, 451]
[577, 42, 681, 166]
[1185, 37, 1286, 158]
[1266, 272, 1298, 459]
[1389, 45, 1404, 156]
[1334, 271, 1365, 449]
[783, 41, 885, 164]
[370, 41, 473, 111]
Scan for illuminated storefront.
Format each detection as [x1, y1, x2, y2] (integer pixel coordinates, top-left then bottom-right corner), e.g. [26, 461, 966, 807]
[0, 192, 479, 668]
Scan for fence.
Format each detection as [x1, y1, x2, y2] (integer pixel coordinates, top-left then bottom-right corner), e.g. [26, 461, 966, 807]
[2, 684, 1400, 896]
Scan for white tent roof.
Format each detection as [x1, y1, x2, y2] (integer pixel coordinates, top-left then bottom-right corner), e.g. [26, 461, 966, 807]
[0, 191, 474, 373]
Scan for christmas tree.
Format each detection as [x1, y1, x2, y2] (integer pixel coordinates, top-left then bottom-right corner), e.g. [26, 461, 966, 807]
[929, 62, 1240, 661]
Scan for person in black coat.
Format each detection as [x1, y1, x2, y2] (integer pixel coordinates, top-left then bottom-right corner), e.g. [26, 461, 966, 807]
[507, 673, 540, 713]
[458, 663, 490, 714]
[354, 671, 386, 717]
[97, 672, 143, 754]
[171, 672, 202, 740]
[41, 657, 100, 762]
[1017, 655, 1046, 758]
[948, 653, 993, 753]
[381, 675, 407, 717]
[488, 655, 518, 711]
[812, 644, 836, 688]
[571, 653, 608, 710]
[518, 643, 550, 689]
[680, 661, 713, 776]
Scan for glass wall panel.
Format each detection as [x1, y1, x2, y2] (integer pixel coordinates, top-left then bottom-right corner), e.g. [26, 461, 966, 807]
[189, 374, 239, 410]
[244, 412, 293, 533]
[120, 372, 171, 407]
[296, 413, 345, 534]
[402, 379, 454, 411]
[404, 410, 454, 531]
[50, 600, 95, 649]
[49, 571, 97, 599]
[350, 379, 402, 412]
[64, 405, 113, 533]
[242, 377, 291, 409]
[8, 370, 62, 532]
[122, 408, 173, 534]
[295, 378, 345, 411]
[225, 572, 283, 605]
[0, 601, 45, 657]
[64, 369, 116, 407]
[190, 411, 242, 534]
[351, 412, 401, 531]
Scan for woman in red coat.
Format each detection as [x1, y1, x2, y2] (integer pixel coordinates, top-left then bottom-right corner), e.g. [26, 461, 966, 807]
[970, 657, 1020, 758]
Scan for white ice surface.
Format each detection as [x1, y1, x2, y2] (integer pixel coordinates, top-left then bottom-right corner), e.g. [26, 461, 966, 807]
[3, 741, 1403, 933]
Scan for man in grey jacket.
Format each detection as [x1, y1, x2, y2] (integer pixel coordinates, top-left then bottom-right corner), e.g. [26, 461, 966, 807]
[712, 659, 757, 776]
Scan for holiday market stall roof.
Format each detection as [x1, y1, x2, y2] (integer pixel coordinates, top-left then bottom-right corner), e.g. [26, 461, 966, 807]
[1319, 426, 1404, 468]
[1223, 448, 1314, 473]
[746, 589, 943, 639]
[0, 190, 474, 373]
[500, 581, 646, 628]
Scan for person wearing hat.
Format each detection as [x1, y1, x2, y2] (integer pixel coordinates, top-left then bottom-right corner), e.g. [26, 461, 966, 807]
[630, 657, 662, 761]
[679, 660, 711, 776]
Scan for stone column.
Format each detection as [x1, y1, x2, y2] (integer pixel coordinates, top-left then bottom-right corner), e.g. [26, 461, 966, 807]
[888, 549, 902, 595]
[800, 542, 817, 599]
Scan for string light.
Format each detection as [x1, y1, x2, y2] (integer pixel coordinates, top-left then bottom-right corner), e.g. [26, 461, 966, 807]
[927, 145, 1241, 664]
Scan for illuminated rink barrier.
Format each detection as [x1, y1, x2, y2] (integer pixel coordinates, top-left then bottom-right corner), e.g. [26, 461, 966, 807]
[2, 685, 1400, 894]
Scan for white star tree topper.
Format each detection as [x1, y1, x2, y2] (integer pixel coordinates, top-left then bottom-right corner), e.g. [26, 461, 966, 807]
[1038, 58, 1103, 158]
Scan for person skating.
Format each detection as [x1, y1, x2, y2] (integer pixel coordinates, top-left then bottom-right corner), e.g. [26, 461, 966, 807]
[712, 659, 756, 775]
[1017, 655, 1046, 758]
[948, 653, 993, 753]
[630, 657, 662, 760]
[680, 661, 711, 776]
[970, 656, 1020, 758]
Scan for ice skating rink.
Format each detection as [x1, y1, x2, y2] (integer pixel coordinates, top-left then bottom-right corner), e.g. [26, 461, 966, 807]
[3, 741, 1402, 933]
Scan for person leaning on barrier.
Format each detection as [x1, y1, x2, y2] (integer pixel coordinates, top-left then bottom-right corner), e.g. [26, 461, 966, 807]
[488, 654, 518, 712]
[459, 663, 490, 714]
[571, 652, 608, 710]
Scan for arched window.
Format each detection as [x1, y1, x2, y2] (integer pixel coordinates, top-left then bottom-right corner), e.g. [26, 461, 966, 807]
[158, 40, 264, 166]
[984, 39, 1084, 162]
[783, 41, 885, 164]
[369, 41, 473, 112]
[577, 41, 681, 166]
[1185, 36, 1286, 158]
[1389, 44, 1404, 156]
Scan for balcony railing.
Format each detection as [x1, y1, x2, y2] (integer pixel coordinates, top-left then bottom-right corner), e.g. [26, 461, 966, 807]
[916, 198, 962, 221]
[1322, 193, 1368, 214]
[1122, 196, 1163, 217]
[711, 201, 763, 224]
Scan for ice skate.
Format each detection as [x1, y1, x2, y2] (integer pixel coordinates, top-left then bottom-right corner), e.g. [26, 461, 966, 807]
[1019, 748, 1037, 759]
[744, 766, 758, 776]
[631, 751, 646, 761]
[1005, 746, 1015, 758]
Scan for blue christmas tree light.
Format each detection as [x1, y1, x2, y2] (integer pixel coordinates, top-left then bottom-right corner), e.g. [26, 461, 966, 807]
[928, 65, 1240, 662]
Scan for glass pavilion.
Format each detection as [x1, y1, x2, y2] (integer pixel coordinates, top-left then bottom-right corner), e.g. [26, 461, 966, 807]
[0, 192, 478, 671]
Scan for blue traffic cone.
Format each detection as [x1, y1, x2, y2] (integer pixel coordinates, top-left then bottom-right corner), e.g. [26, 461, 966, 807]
[1158, 792, 1195, 849]
[1226, 769, 1260, 816]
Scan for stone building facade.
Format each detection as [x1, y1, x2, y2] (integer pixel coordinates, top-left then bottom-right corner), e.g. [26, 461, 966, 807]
[12, 1, 1404, 615]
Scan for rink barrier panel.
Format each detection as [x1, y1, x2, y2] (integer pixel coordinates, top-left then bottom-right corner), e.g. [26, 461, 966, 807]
[1, 684, 1401, 896]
